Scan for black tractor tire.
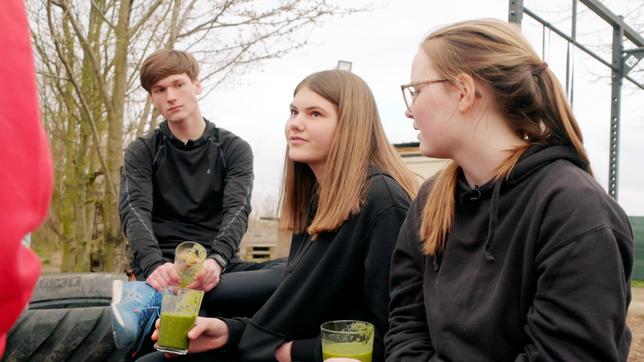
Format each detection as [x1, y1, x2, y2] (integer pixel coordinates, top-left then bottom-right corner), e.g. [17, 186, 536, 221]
[29, 273, 126, 310]
[3, 307, 129, 362]
[2, 273, 132, 362]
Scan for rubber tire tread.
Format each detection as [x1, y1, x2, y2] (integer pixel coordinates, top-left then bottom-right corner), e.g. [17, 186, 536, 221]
[29, 273, 126, 310]
[2, 306, 128, 362]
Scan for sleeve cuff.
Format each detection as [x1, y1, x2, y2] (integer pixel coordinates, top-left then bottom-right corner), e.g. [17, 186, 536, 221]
[142, 260, 164, 279]
[220, 317, 248, 351]
[291, 336, 322, 362]
[207, 253, 228, 270]
[209, 242, 235, 262]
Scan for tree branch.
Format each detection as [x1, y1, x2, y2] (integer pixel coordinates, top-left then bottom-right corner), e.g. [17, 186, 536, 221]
[90, 0, 117, 31]
[46, 0, 118, 202]
[51, 0, 116, 121]
[129, 0, 165, 38]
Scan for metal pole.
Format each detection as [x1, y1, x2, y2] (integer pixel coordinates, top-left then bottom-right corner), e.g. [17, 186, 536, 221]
[580, 0, 644, 47]
[566, 0, 577, 105]
[523, 8, 613, 69]
[608, 21, 624, 199]
[508, 0, 524, 25]
[509, 0, 644, 201]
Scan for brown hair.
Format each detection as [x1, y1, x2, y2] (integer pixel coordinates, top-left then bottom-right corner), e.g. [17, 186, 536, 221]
[418, 19, 591, 255]
[279, 70, 419, 237]
[140, 49, 199, 93]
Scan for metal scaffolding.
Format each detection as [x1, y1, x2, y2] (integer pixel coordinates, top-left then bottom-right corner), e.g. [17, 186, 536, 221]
[509, 0, 644, 200]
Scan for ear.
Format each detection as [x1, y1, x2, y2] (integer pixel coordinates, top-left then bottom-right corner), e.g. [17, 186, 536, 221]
[194, 79, 202, 95]
[454, 73, 478, 112]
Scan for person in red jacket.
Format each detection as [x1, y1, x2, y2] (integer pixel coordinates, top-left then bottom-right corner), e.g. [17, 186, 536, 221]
[0, 0, 54, 355]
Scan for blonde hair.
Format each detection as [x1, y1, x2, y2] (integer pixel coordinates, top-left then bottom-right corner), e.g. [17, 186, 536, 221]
[418, 19, 591, 255]
[279, 70, 419, 237]
[140, 49, 199, 93]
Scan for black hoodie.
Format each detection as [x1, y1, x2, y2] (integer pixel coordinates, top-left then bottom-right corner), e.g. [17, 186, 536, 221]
[222, 168, 411, 361]
[385, 145, 633, 362]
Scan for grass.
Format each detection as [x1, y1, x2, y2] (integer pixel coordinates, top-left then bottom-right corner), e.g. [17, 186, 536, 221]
[633, 280, 644, 288]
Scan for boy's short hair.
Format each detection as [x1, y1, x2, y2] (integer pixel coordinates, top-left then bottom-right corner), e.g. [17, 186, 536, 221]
[140, 49, 199, 93]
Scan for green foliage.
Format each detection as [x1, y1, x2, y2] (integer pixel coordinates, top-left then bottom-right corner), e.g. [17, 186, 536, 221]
[632, 280, 644, 288]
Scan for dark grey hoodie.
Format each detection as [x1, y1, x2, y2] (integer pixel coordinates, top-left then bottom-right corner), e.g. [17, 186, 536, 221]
[386, 145, 633, 362]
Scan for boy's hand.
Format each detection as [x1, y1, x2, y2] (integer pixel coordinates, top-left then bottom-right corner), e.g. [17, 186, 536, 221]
[146, 262, 181, 291]
[188, 259, 222, 292]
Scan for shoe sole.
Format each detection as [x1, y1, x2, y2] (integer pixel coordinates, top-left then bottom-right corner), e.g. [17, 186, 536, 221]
[111, 280, 125, 327]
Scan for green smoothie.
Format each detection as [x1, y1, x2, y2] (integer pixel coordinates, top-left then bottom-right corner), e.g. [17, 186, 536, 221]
[157, 312, 197, 351]
[322, 342, 372, 362]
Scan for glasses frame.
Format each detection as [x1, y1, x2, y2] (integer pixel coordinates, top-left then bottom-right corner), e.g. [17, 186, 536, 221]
[400, 79, 449, 112]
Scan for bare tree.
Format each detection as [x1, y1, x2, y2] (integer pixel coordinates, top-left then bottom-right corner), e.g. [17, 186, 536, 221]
[28, 0, 367, 272]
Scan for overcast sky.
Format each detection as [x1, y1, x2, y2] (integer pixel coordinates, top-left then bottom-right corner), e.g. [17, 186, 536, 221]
[199, 0, 644, 217]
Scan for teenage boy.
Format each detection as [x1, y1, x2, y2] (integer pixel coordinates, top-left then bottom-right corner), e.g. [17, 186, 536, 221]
[112, 49, 284, 352]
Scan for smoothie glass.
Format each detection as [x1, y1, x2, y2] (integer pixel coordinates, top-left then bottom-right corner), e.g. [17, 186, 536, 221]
[154, 287, 204, 354]
[321, 320, 374, 362]
[174, 241, 207, 287]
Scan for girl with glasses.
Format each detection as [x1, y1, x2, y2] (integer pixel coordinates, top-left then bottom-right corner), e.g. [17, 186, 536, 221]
[386, 19, 633, 361]
[138, 70, 419, 362]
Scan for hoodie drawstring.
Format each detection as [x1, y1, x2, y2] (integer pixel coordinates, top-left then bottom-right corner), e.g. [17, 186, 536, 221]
[483, 180, 503, 262]
[432, 253, 442, 272]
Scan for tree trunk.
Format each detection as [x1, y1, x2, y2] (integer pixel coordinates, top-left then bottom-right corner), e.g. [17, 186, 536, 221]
[60, 20, 79, 273]
[100, 0, 132, 272]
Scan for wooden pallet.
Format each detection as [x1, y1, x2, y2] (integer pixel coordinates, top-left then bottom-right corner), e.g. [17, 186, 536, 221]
[241, 243, 276, 262]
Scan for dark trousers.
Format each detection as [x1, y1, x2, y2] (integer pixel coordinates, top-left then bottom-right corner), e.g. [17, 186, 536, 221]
[202, 258, 286, 317]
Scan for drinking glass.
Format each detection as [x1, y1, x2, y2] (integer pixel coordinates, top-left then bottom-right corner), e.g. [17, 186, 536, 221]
[154, 287, 204, 354]
[174, 241, 207, 287]
[321, 320, 374, 362]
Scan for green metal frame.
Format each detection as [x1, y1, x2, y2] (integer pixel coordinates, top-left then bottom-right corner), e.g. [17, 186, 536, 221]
[630, 216, 644, 280]
[509, 0, 644, 200]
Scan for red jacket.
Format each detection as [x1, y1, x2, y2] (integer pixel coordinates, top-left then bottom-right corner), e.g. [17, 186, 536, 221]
[0, 0, 53, 355]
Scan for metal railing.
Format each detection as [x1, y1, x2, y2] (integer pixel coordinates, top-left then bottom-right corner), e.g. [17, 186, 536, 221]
[509, 0, 644, 200]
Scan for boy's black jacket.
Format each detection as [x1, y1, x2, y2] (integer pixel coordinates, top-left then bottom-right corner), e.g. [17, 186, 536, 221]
[120, 119, 253, 278]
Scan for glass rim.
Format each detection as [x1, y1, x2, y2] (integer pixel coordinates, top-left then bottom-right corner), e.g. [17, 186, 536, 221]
[175, 241, 207, 259]
[320, 320, 374, 334]
[162, 285, 206, 294]
[154, 343, 188, 355]
[176, 240, 205, 247]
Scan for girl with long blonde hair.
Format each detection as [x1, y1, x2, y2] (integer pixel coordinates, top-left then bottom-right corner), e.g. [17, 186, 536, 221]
[386, 19, 633, 361]
[141, 69, 418, 362]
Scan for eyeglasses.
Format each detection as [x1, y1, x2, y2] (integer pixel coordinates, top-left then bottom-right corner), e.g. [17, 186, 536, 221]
[400, 79, 449, 112]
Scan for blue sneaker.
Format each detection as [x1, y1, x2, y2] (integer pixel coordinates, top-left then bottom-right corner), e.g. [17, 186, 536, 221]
[110, 280, 162, 351]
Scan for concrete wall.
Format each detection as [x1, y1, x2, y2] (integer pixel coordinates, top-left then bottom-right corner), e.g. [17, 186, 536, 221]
[395, 143, 448, 180]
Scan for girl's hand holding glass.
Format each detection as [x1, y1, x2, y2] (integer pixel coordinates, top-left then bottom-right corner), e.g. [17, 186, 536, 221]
[151, 316, 229, 357]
